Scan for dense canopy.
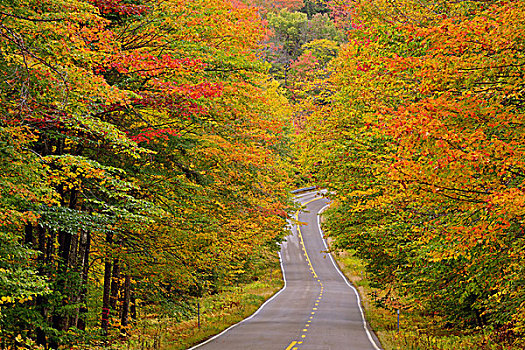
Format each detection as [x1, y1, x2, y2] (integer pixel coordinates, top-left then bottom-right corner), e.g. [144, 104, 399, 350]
[0, 0, 295, 347]
[2, 0, 525, 348]
[301, 0, 525, 345]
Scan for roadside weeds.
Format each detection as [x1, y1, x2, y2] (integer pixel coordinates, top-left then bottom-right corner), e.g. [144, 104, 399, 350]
[329, 248, 522, 350]
[97, 262, 284, 350]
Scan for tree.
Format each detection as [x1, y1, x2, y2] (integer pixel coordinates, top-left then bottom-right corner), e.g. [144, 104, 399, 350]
[0, 0, 295, 346]
[267, 9, 343, 63]
[300, 0, 525, 343]
[300, 0, 331, 18]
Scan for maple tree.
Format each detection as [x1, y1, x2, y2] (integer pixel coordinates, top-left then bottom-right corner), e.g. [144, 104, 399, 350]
[0, 0, 295, 347]
[300, 0, 525, 344]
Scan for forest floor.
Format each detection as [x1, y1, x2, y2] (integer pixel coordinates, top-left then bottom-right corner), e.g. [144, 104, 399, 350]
[102, 259, 284, 350]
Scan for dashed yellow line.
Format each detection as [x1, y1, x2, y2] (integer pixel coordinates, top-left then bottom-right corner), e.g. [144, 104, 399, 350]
[285, 341, 297, 350]
[286, 197, 325, 350]
[296, 221, 317, 279]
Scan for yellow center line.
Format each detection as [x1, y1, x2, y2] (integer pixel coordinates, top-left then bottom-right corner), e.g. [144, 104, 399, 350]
[286, 196, 324, 350]
[285, 341, 298, 350]
[295, 197, 323, 280]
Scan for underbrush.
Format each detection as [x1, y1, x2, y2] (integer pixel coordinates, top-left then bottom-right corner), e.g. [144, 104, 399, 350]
[331, 250, 523, 350]
[93, 264, 284, 350]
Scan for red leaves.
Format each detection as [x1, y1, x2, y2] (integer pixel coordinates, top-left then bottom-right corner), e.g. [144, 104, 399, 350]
[94, 49, 223, 118]
[289, 51, 319, 75]
[128, 127, 180, 144]
[178, 82, 224, 100]
[129, 81, 223, 118]
[90, 0, 149, 16]
[99, 54, 204, 77]
[356, 62, 371, 72]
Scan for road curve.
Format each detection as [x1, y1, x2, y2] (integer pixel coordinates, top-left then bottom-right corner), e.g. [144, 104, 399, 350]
[188, 191, 382, 350]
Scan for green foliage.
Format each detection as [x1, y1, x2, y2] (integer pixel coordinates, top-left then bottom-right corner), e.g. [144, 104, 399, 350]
[0, 231, 50, 348]
[0, 0, 295, 347]
[301, 39, 339, 65]
[267, 8, 344, 67]
[299, 0, 330, 18]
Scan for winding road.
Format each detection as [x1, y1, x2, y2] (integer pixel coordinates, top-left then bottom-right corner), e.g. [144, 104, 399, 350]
[188, 191, 382, 350]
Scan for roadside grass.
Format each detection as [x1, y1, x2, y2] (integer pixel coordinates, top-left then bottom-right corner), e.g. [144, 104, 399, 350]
[101, 262, 283, 350]
[330, 249, 522, 350]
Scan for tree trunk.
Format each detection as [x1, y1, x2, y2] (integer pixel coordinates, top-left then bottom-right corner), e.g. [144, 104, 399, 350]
[130, 295, 137, 320]
[121, 274, 131, 334]
[69, 229, 79, 267]
[102, 260, 113, 335]
[72, 229, 91, 329]
[77, 229, 91, 330]
[101, 232, 113, 335]
[110, 259, 121, 313]
[59, 229, 72, 266]
[45, 232, 54, 263]
[24, 224, 33, 245]
[60, 189, 78, 265]
[36, 224, 48, 348]
[37, 225, 46, 262]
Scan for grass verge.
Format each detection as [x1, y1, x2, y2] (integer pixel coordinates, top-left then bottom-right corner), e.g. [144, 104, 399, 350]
[103, 262, 283, 350]
[329, 249, 523, 350]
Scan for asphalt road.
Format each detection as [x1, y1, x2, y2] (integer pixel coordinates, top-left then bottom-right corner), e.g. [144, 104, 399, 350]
[188, 191, 382, 350]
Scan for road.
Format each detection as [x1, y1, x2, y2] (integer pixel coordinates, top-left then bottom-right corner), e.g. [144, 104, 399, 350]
[188, 191, 382, 350]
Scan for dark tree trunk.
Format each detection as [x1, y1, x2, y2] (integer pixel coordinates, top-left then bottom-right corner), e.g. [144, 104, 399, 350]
[37, 225, 46, 262]
[110, 259, 121, 313]
[76, 229, 91, 330]
[36, 224, 48, 348]
[45, 231, 54, 263]
[24, 224, 33, 245]
[60, 189, 78, 264]
[130, 295, 137, 320]
[69, 229, 79, 267]
[35, 326, 46, 348]
[59, 229, 72, 266]
[121, 274, 131, 333]
[54, 231, 73, 331]
[101, 232, 113, 335]
[72, 229, 91, 329]
[102, 260, 113, 335]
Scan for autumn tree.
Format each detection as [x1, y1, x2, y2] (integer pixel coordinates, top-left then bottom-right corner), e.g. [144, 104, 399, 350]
[266, 9, 343, 67]
[0, 0, 295, 347]
[242, 0, 304, 12]
[300, 0, 525, 345]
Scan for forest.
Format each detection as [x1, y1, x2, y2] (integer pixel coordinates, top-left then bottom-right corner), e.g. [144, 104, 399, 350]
[1, 0, 524, 349]
[300, 0, 525, 348]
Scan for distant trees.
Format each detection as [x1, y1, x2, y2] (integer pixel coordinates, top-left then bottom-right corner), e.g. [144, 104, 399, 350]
[266, 9, 344, 70]
[262, 2, 344, 135]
